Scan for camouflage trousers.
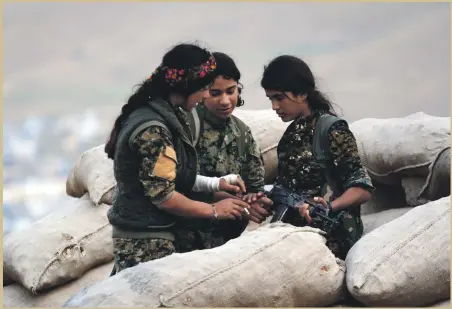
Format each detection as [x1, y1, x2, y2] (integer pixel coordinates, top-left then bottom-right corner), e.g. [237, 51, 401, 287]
[173, 218, 249, 253]
[324, 210, 363, 260]
[172, 225, 227, 252]
[112, 238, 176, 275]
[284, 209, 363, 260]
[111, 227, 229, 275]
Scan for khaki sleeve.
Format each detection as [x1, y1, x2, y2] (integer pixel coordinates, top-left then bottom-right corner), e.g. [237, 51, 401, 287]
[153, 146, 178, 181]
[131, 126, 178, 203]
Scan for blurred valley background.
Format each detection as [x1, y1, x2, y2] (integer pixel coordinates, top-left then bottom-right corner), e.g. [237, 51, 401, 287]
[3, 2, 450, 234]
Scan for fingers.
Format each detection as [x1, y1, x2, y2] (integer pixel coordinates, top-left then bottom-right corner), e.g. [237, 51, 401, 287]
[221, 175, 246, 194]
[219, 179, 235, 193]
[248, 215, 262, 224]
[252, 203, 271, 217]
[298, 203, 312, 224]
[232, 199, 251, 209]
[230, 209, 242, 219]
[219, 179, 244, 194]
[232, 204, 246, 213]
[222, 198, 271, 223]
[305, 210, 312, 224]
[313, 196, 327, 208]
[242, 193, 256, 203]
[241, 192, 267, 204]
[231, 184, 241, 193]
[257, 196, 273, 207]
[240, 206, 262, 223]
[236, 204, 263, 223]
[248, 208, 265, 222]
[227, 184, 243, 194]
[227, 214, 236, 220]
[236, 178, 247, 194]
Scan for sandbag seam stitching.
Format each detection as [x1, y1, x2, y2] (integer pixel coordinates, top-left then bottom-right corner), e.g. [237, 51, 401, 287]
[160, 228, 324, 304]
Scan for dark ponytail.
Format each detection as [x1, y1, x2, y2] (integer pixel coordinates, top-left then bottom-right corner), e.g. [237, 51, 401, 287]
[307, 89, 338, 117]
[261, 55, 340, 116]
[104, 43, 216, 160]
[104, 83, 149, 159]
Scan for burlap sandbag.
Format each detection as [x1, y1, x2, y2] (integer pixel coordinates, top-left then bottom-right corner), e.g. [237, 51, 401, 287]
[233, 109, 289, 184]
[248, 204, 414, 237]
[420, 146, 451, 201]
[360, 183, 408, 215]
[244, 215, 273, 232]
[3, 261, 113, 308]
[404, 111, 434, 120]
[430, 299, 451, 307]
[361, 207, 414, 235]
[346, 196, 450, 306]
[248, 205, 413, 237]
[400, 177, 431, 206]
[66, 145, 116, 205]
[373, 148, 450, 209]
[349, 113, 450, 186]
[3, 194, 113, 294]
[64, 224, 346, 308]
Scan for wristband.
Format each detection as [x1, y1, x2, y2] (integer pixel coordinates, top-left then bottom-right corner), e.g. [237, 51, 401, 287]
[211, 204, 218, 220]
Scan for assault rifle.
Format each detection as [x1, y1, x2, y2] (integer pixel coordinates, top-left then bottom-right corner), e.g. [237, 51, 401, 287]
[264, 185, 345, 235]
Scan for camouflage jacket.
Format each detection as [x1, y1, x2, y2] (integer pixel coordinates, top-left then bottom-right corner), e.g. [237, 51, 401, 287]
[194, 104, 265, 194]
[276, 110, 374, 197]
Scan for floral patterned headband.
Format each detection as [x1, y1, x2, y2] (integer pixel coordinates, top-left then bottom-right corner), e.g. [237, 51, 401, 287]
[148, 54, 217, 86]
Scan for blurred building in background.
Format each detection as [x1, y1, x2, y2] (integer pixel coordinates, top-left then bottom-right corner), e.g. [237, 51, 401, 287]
[3, 109, 113, 235]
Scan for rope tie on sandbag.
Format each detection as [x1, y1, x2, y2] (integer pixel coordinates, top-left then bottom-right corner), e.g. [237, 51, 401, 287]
[419, 146, 451, 198]
[357, 139, 437, 177]
[357, 207, 450, 289]
[261, 143, 278, 153]
[93, 183, 117, 205]
[160, 228, 324, 304]
[31, 222, 111, 295]
[158, 295, 174, 308]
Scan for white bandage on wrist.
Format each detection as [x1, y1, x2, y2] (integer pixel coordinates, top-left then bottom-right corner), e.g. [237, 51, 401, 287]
[192, 175, 221, 192]
[221, 174, 240, 185]
[191, 174, 241, 193]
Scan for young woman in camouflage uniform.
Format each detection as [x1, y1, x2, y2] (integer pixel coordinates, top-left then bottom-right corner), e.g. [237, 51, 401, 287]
[104, 44, 252, 275]
[261, 55, 374, 259]
[185, 52, 273, 247]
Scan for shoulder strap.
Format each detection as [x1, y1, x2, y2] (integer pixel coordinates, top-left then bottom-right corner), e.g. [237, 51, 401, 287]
[186, 108, 201, 146]
[128, 120, 172, 150]
[313, 114, 343, 197]
[232, 115, 249, 159]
